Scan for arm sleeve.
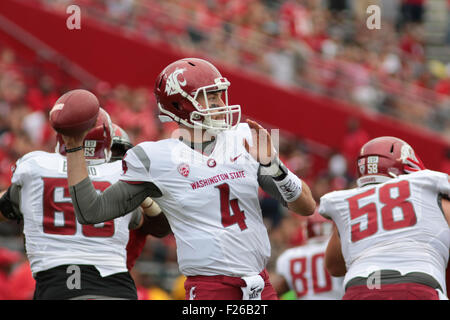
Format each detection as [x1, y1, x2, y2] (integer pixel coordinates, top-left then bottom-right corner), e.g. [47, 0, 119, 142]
[69, 178, 162, 224]
[0, 184, 22, 222]
[128, 208, 143, 230]
[257, 166, 288, 207]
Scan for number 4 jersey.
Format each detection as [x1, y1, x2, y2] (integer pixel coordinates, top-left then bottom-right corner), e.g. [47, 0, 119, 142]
[120, 123, 271, 277]
[11, 151, 139, 277]
[318, 169, 450, 294]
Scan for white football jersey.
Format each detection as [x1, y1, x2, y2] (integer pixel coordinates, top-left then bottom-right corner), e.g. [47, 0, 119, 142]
[276, 238, 344, 300]
[319, 170, 450, 294]
[12, 151, 136, 277]
[121, 123, 271, 277]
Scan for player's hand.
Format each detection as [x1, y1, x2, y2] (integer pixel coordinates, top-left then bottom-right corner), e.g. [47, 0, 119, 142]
[61, 130, 89, 149]
[243, 119, 277, 165]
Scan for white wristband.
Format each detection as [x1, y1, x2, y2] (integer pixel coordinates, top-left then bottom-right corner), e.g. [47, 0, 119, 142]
[273, 170, 303, 203]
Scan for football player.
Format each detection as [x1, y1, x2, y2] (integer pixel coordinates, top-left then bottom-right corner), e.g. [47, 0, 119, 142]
[0, 108, 169, 299]
[61, 57, 316, 300]
[320, 136, 450, 300]
[272, 211, 344, 300]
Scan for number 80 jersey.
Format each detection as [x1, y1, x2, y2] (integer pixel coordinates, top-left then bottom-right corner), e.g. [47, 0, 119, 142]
[318, 170, 450, 294]
[121, 123, 271, 277]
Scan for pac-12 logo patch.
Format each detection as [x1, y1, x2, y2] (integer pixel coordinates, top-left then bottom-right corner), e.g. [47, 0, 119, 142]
[178, 163, 190, 177]
[207, 158, 217, 168]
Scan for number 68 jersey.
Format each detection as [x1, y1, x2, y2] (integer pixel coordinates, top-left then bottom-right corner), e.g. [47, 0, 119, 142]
[11, 151, 136, 277]
[121, 123, 271, 277]
[318, 170, 450, 294]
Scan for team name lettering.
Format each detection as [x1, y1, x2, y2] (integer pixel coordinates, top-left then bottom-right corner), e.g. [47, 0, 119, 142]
[191, 171, 246, 190]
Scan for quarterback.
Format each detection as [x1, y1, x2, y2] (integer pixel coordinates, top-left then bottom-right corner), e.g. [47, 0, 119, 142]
[62, 58, 316, 300]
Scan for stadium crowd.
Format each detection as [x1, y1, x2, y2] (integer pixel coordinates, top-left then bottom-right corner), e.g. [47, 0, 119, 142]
[0, 0, 449, 300]
[38, 0, 450, 139]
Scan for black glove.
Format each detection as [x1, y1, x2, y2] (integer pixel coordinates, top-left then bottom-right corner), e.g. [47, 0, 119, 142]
[0, 185, 23, 224]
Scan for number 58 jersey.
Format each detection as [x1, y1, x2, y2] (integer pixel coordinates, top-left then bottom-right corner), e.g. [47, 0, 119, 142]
[121, 123, 271, 277]
[11, 151, 136, 277]
[318, 170, 450, 293]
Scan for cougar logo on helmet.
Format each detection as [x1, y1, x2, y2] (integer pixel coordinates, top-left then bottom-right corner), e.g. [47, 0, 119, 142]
[165, 68, 187, 96]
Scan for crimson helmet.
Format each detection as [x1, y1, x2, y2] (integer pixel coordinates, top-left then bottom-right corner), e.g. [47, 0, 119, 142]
[307, 211, 333, 239]
[56, 108, 114, 165]
[356, 136, 424, 187]
[110, 124, 133, 162]
[154, 57, 241, 132]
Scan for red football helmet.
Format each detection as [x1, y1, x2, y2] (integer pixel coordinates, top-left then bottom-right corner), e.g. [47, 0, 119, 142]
[111, 124, 133, 162]
[307, 210, 333, 239]
[356, 136, 425, 187]
[154, 57, 241, 132]
[56, 108, 114, 165]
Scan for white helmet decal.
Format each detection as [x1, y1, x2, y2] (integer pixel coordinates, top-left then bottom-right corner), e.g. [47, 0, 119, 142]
[165, 68, 187, 96]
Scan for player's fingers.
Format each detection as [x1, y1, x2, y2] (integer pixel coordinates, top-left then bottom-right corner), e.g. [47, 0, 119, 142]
[246, 119, 264, 131]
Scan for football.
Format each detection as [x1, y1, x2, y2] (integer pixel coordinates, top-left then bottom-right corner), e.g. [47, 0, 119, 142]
[49, 89, 100, 136]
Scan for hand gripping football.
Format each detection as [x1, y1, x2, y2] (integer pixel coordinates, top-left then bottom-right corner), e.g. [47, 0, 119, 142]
[49, 89, 100, 136]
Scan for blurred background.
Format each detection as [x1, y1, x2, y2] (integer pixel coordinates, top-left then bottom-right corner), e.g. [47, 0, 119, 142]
[0, 0, 449, 300]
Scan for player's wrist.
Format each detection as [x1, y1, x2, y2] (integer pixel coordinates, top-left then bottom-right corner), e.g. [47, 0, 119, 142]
[262, 157, 303, 203]
[259, 156, 288, 180]
[65, 145, 84, 153]
[141, 198, 162, 217]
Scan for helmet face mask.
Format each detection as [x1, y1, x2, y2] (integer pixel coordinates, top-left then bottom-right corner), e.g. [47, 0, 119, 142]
[110, 124, 133, 162]
[55, 108, 113, 165]
[155, 58, 241, 133]
[356, 136, 421, 187]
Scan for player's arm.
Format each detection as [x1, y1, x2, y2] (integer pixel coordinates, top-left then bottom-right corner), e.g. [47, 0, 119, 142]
[0, 185, 23, 223]
[63, 134, 162, 225]
[325, 224, 346, 277]
[246, 120, 316, 216]
[269, 272, 290, 297]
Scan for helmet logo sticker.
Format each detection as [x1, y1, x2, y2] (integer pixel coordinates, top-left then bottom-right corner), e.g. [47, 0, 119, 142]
[84, 140, 97, 157]
[400, 144, 415, 163]
[367, 156, 378, 174]
[165, 68, 187, 96]
[358, 158, 365, 175]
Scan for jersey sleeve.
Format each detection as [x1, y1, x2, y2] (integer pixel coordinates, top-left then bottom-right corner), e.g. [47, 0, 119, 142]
[412, 170, 450, 197]
[318, 193, 335, 220]
[435, 171, 450, 197]
[10, 152, 39, 186]
[120, 143, 155, 183]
